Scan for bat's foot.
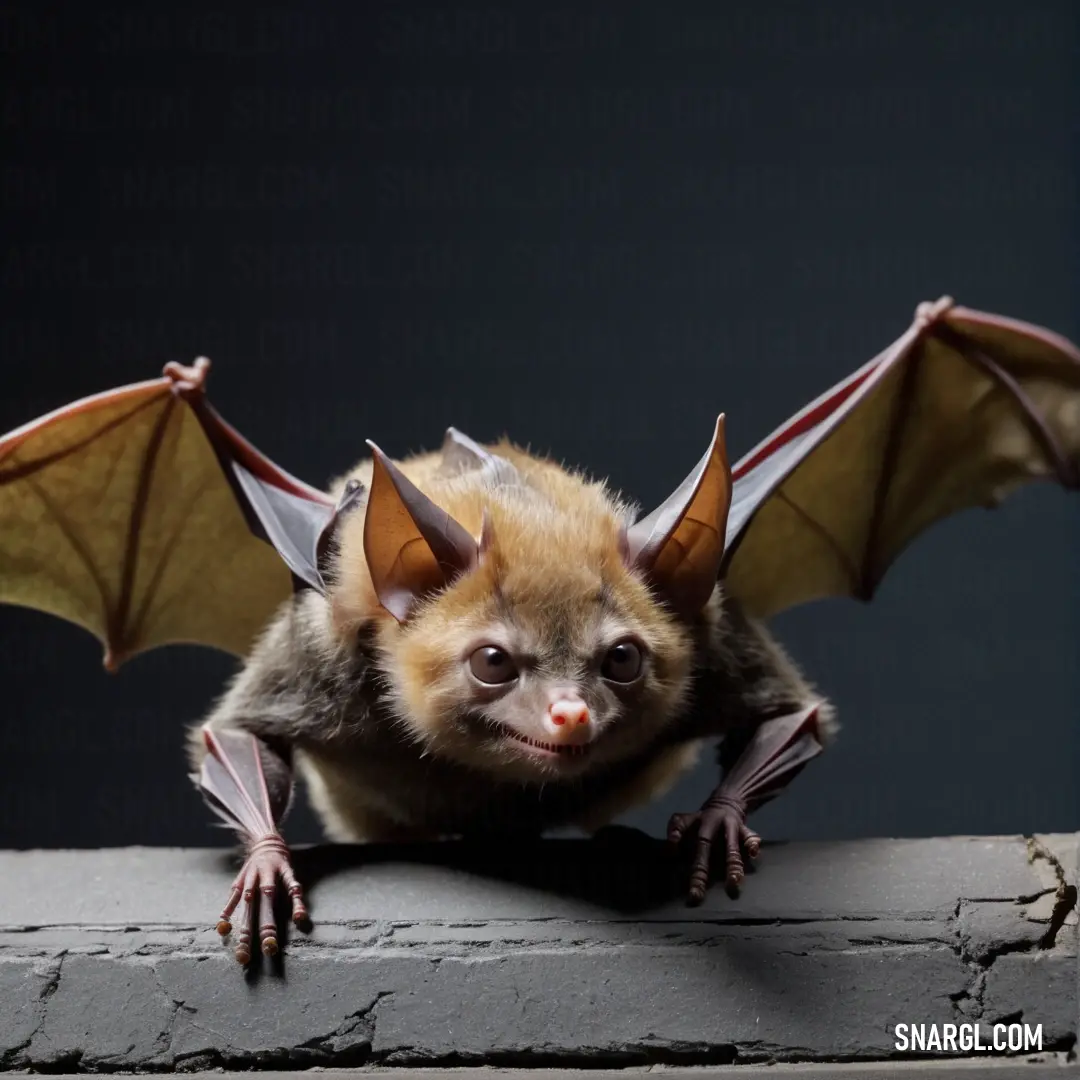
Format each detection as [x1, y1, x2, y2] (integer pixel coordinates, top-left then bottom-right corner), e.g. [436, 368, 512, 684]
[667, 789, 760, 904]
[216, 832, 309, 965]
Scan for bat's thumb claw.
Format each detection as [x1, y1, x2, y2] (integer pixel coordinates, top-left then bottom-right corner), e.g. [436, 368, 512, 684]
[914, 295, 954, 327]
[163, 357, 211, 394]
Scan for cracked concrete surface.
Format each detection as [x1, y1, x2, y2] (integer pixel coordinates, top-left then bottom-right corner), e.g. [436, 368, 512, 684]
[0, 831, 1075, 1071]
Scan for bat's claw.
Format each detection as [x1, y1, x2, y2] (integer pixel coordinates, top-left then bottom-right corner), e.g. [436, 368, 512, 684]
[914, 295, 955, 327]
[163, 356, 211, 395]
[667, 790, 759, 905]
[216, 833, 309, 965]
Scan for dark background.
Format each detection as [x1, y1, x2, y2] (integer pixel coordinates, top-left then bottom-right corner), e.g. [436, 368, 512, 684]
[1, 1, 1076, 849]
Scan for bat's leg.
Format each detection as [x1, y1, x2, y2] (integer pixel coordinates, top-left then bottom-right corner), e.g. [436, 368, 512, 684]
[217, 832, 307, 964]
[668, 792, 761, 901]
[668, 704, 826, 903]
[195, 727, 308, 964]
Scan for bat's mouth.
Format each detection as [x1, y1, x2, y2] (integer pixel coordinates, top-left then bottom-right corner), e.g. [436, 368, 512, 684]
[478, 718, 594, 760]
[463, 712, 597, 763]
[501, 728, 593, 758]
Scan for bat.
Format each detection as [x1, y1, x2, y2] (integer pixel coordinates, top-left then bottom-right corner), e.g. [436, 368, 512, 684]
[2, 295, 1079, 966]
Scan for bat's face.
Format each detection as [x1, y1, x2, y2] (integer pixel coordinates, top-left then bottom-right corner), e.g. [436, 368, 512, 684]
[332, 429, 732, 782]
[371, 502, 695, 783]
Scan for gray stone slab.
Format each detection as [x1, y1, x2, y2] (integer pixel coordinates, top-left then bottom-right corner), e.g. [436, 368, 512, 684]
[20, 1064, 1080, 1079]
[0, 833, 1051, 927]
[1032, 833, 1078, 885]
[369, 945, 967, 1062]
[957, 901, 1046, 964]
[0, 960, 50, 1063]
[29, 954, 175, 1070]
[980, 949, 1078, 1042]
[0, 834, 1074, 1071]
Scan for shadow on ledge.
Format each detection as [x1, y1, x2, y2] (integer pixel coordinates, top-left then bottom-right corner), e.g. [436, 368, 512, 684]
[287, 824, 730, 913]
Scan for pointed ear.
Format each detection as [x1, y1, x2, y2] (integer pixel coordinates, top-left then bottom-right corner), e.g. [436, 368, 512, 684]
[625, 415, 732, 617]
[363, 441, 479, 621]
[440, 427, 520, 486]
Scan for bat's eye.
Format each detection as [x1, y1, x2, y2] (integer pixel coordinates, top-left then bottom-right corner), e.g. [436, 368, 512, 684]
[469, 645, 518, 685]
[601, 639, 643, 683]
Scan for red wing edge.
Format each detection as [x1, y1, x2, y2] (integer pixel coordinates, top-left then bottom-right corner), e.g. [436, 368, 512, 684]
[721, 296, 1080, 574]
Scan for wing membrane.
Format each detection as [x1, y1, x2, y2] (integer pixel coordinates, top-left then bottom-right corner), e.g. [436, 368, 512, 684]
[722, 299, 1080, 619]
[0, 361, 339, 667]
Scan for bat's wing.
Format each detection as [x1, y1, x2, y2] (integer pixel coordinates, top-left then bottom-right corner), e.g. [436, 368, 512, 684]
[721, 297, 1080, 619]
[0, 359, 354, 668]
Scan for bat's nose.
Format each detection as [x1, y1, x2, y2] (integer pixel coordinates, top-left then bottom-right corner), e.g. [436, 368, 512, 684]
[543, 697, 592, 744]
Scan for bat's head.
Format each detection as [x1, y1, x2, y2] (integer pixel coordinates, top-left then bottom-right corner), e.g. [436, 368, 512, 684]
[332, 421, 732, 783]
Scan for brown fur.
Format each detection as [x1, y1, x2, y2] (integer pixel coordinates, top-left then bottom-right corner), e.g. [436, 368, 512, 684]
[190, 438, 834, 841]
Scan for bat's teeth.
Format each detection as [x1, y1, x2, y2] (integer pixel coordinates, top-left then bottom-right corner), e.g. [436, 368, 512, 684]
[504, 727, 591, 757]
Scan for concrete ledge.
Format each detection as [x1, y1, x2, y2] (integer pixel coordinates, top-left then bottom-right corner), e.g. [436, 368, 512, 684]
[0, 831, 1076, 1071]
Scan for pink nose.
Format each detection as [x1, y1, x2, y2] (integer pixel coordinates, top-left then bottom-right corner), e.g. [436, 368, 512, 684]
[543, 698, 592, 744]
